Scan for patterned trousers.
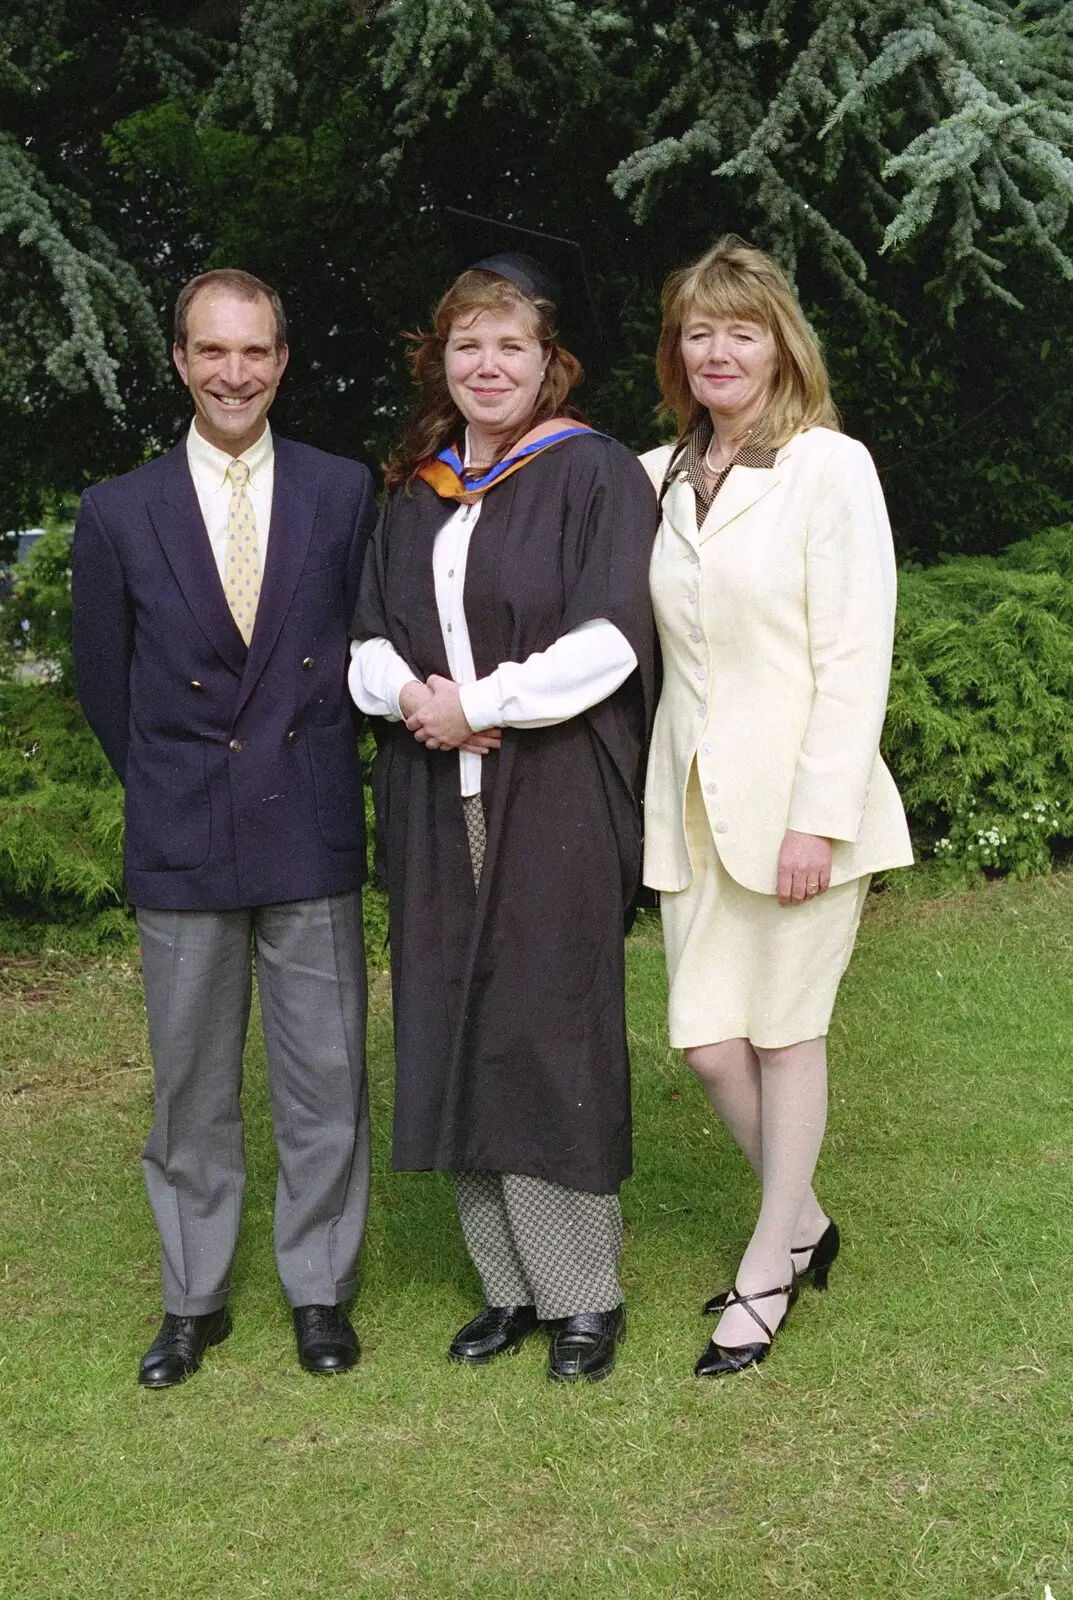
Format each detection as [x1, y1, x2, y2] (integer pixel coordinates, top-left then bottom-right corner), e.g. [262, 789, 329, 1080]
[455, 794, 624, 1320]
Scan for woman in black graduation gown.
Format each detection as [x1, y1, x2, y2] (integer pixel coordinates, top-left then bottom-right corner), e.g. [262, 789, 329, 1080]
[349, 253, 656, 1381]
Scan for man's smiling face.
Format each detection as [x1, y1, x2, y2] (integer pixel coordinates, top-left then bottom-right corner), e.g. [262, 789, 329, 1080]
[173, 287, 289, 456]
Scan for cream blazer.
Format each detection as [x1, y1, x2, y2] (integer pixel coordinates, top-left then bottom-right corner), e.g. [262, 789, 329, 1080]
[641, 427, 913, 896]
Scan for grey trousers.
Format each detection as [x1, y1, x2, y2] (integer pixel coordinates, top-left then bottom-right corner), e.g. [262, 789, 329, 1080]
[137, 893, 370, 1316]
[454, 795, 624, 1320]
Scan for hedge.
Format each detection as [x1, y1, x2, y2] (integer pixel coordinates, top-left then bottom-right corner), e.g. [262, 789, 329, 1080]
[1, 521, 1072, 934]
[885, 525, 1073, 881]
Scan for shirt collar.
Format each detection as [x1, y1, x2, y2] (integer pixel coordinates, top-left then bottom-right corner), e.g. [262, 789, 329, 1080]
[677, 414, 777, 518]
[186, 418, 274, 486]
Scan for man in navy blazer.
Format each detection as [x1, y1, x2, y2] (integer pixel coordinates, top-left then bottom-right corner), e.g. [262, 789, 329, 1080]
[72, 268, 377, 1386]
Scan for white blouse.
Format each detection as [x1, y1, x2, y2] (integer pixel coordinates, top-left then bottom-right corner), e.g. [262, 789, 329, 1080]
[349, 466, 637, 797]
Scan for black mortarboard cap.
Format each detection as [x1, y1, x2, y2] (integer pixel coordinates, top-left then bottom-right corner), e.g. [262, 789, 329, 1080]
[468, 249, 561, 307]
[442, 207, 603, 364]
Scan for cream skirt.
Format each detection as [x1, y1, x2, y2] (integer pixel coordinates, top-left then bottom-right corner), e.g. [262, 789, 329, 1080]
[660, 770, 870, 1050]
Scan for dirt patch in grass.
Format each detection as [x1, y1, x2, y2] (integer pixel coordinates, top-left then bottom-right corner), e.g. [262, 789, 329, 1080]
[1, 1057, 151, 1109]
[0, 956, 149, 1116]
[0, 954, 91, 1009]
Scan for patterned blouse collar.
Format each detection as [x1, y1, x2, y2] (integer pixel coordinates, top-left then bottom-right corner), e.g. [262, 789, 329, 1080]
[670, 413, 778, 520]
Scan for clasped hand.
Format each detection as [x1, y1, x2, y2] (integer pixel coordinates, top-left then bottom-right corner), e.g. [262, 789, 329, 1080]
[401, 675, 502, 754]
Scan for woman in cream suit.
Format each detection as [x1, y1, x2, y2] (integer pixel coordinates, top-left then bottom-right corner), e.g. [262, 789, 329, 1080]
[641, 236, 913, 1378]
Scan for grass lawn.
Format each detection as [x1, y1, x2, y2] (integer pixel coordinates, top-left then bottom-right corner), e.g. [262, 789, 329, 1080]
[2, 877, 1072, 1599]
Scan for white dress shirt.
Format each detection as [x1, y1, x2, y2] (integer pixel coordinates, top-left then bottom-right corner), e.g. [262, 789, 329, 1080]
[349, 468, 638, 797]
[186, 419, 274, 579]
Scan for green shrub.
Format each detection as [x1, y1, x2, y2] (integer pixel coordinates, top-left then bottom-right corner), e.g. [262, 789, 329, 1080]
[0, 521, 76, 689]
[885, 526, 1073, 882]
[0, 682, 126, 933]
[1000, 522, 1073, 582]
[4, 520, 1073, 943]
[359, 726, 389, 964]
[0, 524, 129, 946]
[0, 679, 390, 960]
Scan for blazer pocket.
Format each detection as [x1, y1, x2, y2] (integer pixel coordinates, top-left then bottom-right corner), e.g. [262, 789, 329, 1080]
[306, 722, 364, 853]
[125, 743, 212, 872]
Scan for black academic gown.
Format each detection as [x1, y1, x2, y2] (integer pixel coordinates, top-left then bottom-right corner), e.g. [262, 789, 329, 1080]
[353, 431, 658, 1193]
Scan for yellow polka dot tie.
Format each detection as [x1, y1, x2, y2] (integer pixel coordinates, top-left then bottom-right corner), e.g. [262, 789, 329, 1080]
[223, 458, 261, 645]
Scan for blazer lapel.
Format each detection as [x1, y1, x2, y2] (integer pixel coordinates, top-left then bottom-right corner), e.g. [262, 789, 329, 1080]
[697, 460, 782, 542]
[147, 445, 247, 676]
[661, 476, 701, 550]
[235, 437, 317, 711]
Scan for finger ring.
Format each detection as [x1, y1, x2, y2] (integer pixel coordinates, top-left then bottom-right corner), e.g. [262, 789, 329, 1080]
[805, 881, 819, 894]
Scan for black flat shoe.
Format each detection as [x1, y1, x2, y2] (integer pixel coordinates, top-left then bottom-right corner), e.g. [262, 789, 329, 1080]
[548, 1304, 625, 1383]
[694, 1280, 797, 1378]
[790, 1219, 840, 1290]
[448, 1304, 541, 1364]
[702, 1218, 840, 1314]
[293, 1303, 359, 1374]
[138, 1307, 232, 1388]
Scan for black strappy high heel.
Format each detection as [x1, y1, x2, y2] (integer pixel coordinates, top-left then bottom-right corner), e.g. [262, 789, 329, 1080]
[694, 1279, 798, 1377]
[702, 1218, 840, 1315]
[790, 1219, 840, 1290]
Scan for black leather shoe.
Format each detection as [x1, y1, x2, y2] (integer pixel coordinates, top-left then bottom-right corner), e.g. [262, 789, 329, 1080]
[548, 1304, 625, 1383]
[138, 1308, 232, 1388]
[790, 1218, 840, 1290]
[293, 1303, 359, 1374]
[702, 1218, 840, 1314]
[695, 1279, 797, 1378]
[448, 1304, 541, 1364]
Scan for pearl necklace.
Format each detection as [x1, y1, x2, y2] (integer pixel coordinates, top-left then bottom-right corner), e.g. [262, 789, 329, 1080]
[703, 431, 747, 476]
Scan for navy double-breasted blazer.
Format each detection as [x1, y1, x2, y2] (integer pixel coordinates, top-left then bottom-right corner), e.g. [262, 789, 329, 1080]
[71, 436, 377, 911]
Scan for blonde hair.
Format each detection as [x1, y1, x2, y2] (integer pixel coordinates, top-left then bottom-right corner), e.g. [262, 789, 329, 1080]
[656, 234, 839, 449]
[384, 270, 585, 488]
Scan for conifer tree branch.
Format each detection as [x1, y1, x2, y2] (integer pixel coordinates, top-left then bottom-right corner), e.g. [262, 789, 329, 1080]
[0, 134, 166, 410]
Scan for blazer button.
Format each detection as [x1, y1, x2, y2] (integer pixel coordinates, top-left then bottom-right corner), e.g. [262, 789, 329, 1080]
[286, 730, 298, 743]
[190, 680, 203, 690]
[301, 656, 314, 670]
[229, 739, 243, 754]
[714, 820, 729, 834]
[705, 782, 718, 796]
